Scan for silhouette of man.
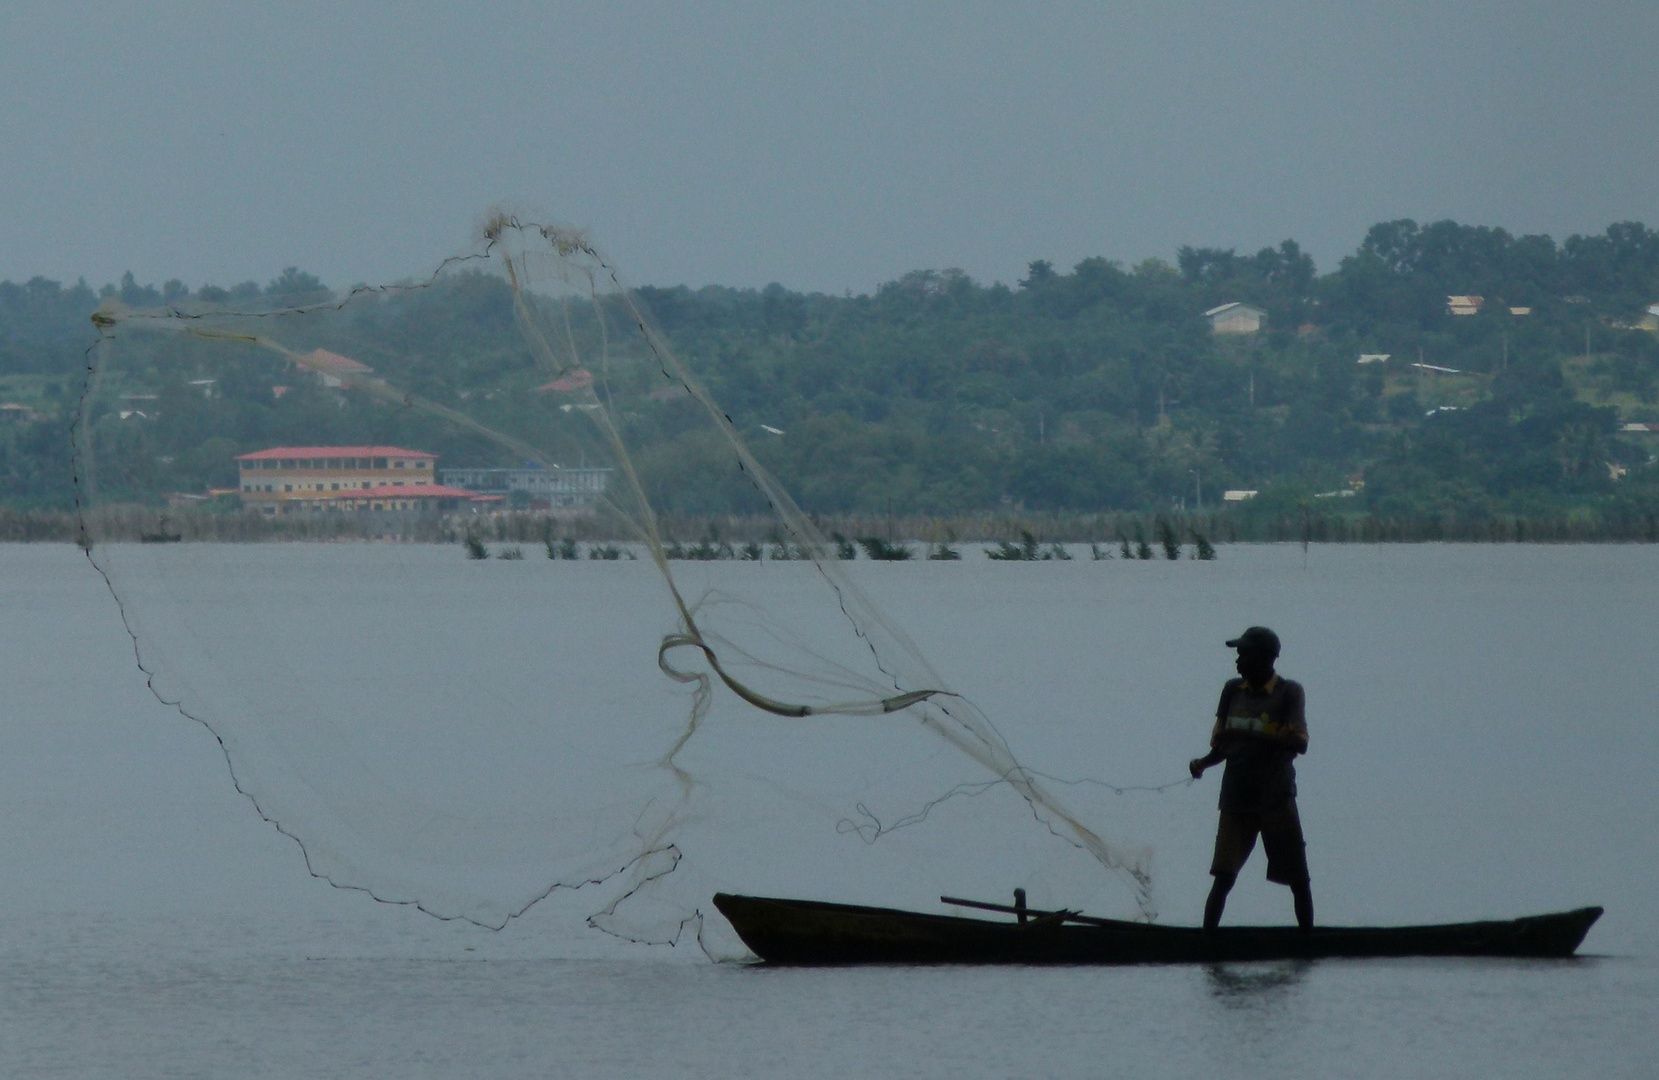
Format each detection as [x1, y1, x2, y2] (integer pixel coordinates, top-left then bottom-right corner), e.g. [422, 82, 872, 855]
[1188, 626, 1313, 931]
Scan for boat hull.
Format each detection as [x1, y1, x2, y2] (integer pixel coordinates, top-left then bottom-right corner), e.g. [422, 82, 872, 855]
[711, 894, 1602, 966]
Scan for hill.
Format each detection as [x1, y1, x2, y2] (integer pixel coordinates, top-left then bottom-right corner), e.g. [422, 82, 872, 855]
[4, 220, 1658, 528]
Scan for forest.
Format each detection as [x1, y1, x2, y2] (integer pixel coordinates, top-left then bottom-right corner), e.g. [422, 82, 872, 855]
[3, 219, 1658, 531]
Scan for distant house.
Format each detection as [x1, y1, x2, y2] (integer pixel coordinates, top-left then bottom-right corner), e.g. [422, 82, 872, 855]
[1412, 362, 1463, 375]
[1204, 302, 1265, 335]
[1640, 304, 1659, 331]
[1357, 354, 1390, 365]
[0, 403, 37, 422]
[1622, 422, 1659, 434]
[1222, 489, 1258, 502]
[440, 465, 611, 510]
[1509, 306, 1532, 316]
[1447, 295, 1484, 316]
[236, 446, 479, 516]
[299, 349, 373, 389]
[538, 368, 595, 393]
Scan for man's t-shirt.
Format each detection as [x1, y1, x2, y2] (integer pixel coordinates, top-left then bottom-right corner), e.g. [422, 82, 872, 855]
[1211, 675, 1307, 813]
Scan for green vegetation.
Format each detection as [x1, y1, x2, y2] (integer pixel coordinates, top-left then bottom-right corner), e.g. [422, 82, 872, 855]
[4, 220, 1659, 535]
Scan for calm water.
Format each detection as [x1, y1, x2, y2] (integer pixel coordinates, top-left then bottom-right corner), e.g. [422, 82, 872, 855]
[1, 543, 1654, 1078]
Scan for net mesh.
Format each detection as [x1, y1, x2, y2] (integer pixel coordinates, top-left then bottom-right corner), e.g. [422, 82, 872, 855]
[72, 216, 1156, 949]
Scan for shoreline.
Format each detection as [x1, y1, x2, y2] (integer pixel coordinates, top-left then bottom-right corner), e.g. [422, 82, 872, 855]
[10, 506, 1659, 545]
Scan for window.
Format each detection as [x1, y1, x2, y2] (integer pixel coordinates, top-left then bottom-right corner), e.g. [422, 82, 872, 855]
[262, 460, 277, 470]
[417, 461, 429, 469]
[284, 485, 293, 492]
[373, 458, 387, 469]
[281, 459, 296, 469]
[395, 460, 406, 468]
[331, 483, 339, 490]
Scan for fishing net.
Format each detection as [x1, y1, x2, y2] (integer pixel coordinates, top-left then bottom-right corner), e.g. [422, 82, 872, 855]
[71, 216, 1155, 950]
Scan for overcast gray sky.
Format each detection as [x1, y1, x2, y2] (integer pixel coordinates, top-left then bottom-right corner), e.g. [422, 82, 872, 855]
[4, 1, 1655, 294]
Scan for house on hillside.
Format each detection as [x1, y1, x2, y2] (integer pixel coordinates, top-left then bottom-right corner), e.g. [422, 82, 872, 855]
[1639, 304, 1659, 332]
[538, 368, 595, 393]
[300, 349, 373, 389]
[1447, 295, 1484, 316]
[1204, 302, 1265, 335]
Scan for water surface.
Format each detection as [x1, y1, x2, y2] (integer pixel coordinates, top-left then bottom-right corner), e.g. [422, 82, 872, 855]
[1, 543, 1652, 1077]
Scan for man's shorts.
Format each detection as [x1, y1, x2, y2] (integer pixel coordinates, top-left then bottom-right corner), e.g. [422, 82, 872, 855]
[1210, 802, 1310, 886]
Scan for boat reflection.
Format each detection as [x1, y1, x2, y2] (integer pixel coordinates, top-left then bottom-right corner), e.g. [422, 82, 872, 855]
[1205, 959, 1312, 1005]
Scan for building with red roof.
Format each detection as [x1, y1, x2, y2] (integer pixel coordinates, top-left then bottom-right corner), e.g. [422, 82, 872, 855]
[537, 368, 594, 393]
[235, 446, 482, 515]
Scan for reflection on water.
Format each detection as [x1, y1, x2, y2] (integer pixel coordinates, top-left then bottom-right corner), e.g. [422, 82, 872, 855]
[1205, 959, 1313, 1006]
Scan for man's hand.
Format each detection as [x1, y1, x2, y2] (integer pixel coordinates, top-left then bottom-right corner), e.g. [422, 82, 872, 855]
[1189, 748, 1225, 779]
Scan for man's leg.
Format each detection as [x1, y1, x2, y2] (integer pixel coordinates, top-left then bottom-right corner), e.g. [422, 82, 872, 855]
[1290, 881, 1314, 931]
[1207, 812, 1254, 931]
[1261, 802, 1312, 931]
[1204, 872, 1236, 932]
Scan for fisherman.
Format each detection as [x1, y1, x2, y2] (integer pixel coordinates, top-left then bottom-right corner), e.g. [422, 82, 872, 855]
[1188, 626, 1313, 932]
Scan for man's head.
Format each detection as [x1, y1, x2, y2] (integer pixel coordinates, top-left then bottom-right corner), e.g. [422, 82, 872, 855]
[1227, 625, 1280, 685]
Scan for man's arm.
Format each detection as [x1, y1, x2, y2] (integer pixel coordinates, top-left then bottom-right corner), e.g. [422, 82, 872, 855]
[1277, 682, 1308, 754]
[1251, 683, 1308, 753]
[1190, 700, 1232, 778]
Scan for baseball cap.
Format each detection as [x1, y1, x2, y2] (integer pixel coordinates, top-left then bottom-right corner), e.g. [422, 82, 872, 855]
[1226, 626, 1281, 657]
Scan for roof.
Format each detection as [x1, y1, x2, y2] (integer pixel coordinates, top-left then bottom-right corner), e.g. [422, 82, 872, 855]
[538, 368, 595, 393]
[235, 446, 437, 461]
[300, 348, 373, 374]
[338, 484, 477, 499]
[1204, 302, 1266, 318]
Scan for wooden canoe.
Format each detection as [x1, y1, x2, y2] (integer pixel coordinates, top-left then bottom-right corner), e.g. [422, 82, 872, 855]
[711, 893, 1603, 965]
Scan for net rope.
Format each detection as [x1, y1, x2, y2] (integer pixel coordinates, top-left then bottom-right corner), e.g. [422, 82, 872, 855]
[72, 215, 1159, 942]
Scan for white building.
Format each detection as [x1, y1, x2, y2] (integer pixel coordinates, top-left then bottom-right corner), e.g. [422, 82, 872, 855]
[1204, 302, 1266, 335]
[439, 465, 612, 509]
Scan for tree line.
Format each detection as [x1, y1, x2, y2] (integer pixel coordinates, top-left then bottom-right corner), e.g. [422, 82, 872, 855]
[2, 219, 1658, 529]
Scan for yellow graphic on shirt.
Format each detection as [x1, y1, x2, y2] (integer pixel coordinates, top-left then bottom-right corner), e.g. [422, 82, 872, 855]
[1224, 712, 1286, 737]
